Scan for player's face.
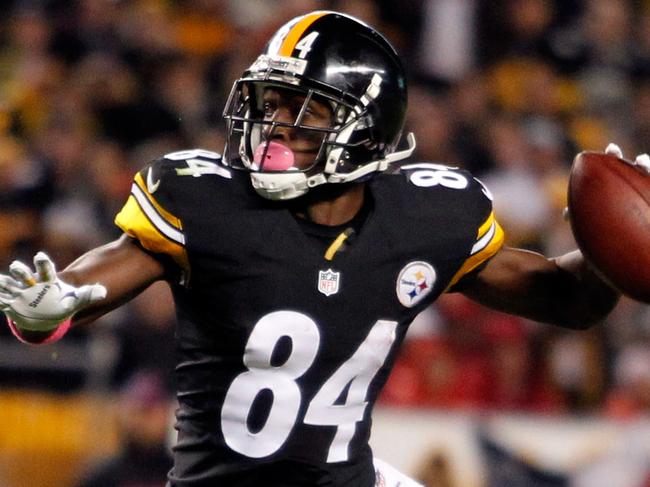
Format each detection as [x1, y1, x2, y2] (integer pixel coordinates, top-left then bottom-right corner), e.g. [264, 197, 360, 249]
[261, 87, 334, 170]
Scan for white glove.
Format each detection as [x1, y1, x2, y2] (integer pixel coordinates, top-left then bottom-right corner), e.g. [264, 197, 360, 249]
[0, 252, 107, 332]
[605, 143, 650, 174]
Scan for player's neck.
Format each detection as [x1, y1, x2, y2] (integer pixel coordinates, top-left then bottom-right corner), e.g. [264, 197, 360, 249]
[293, 184, 366, 226]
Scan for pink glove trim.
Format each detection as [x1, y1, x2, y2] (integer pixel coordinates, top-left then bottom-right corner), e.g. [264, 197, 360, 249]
[6, 317, 72, 345]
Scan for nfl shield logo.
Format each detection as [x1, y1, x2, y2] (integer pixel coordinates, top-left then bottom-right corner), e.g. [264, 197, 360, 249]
[318, 269, 340, 296]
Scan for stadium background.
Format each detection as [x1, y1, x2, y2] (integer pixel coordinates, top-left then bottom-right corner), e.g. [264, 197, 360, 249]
[1, 0, 650, 486]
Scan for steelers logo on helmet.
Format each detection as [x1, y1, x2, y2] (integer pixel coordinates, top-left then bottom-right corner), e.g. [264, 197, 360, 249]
[396, 261, 436, 308]
[222, 10, 416, 200]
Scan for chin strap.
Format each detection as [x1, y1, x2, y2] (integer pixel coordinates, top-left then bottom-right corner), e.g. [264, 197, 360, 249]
[251, 132, 416, 200]
[327, 132, 416, 184]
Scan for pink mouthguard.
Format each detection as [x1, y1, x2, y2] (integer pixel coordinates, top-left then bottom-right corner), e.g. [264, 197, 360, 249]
[253, 141, 295, 171]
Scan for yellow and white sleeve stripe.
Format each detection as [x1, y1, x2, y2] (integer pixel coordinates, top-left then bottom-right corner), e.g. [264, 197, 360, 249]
[447, 211, 505, 289]
[115, 173, 190, 276]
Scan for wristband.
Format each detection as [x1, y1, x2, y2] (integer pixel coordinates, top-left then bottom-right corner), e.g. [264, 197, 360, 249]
[6, 317, 72, 345]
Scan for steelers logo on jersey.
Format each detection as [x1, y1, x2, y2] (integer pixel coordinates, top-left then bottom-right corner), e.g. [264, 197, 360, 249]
[396, 261, 436, 308]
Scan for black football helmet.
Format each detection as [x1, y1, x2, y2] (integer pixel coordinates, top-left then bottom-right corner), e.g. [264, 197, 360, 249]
[222, 10, 415, 200]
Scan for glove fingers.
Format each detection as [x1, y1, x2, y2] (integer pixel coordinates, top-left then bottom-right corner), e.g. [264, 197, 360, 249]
[634, 154, 650, 174]
[34, 252, 56, 283]
[606, 143, 624, 158]
[0, 292, 14, 309]
[0, 275, 23, 295]
[9, 261, 36, 287]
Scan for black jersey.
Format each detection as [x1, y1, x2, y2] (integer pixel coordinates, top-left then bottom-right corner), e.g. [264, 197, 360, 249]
[114, 149, 504, 486]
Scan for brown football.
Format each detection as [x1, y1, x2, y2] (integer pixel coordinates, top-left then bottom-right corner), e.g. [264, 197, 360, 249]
[568, 151, 650, 302]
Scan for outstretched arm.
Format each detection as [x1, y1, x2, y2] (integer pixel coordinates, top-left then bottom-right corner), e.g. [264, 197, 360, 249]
[460, 246, 620, 329]
[60, 234, 166, 325]
[461, 142, 646, 328]
[1, 234, 166, 343]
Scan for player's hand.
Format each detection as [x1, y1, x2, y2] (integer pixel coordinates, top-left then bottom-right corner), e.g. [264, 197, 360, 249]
[0, 252, 107, 332]
[605, 143, 650, 174]
[564, 142, 650, 222]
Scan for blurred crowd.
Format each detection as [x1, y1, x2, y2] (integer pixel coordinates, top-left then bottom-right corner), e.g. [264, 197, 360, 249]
[2, 0, 650, 433]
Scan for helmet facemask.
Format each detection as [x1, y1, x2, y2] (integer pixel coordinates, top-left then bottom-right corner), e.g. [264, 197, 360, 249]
[226, 81, 351, 166]
[223, 75, 392, 200]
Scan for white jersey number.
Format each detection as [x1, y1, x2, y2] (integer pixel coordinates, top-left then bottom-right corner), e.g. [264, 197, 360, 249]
[402, 163, 468, 189]
[165, 149, 232, 179]
[221, 311, 319, 458]
[221, 311, 397, 462]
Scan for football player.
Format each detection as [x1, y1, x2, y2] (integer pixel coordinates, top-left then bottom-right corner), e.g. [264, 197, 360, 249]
[0, 11, 621, 487]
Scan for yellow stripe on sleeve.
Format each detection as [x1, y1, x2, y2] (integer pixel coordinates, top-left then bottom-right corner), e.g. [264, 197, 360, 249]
[279, 11, 327, 56]
[115, 188, 190, 279]
[477, 211, 496, 240]
[446, 216, 505, 290]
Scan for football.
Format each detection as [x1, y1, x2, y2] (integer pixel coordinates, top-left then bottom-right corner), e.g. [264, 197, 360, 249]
[568, 151, 650, 302]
